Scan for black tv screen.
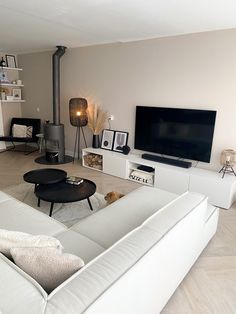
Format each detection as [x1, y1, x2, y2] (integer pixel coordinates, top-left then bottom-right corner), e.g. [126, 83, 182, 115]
[135, 106, 216, 163]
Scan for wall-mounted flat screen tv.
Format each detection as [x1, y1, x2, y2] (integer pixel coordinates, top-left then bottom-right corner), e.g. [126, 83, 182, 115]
[135, 106, 217, 163]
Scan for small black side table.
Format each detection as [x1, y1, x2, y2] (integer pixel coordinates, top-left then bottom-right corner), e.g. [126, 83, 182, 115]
[23, 168, 67, 193]
[35, 179, 96, 217]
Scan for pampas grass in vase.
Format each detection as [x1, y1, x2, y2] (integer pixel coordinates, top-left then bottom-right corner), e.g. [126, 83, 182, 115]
[87, 104, 108, 148]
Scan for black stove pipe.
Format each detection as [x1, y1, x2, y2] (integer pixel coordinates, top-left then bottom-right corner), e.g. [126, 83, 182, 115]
[52, 46, 67, 125]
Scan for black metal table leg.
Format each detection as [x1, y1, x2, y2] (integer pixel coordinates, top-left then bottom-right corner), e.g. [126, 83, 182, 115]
[49, 203, 54, 217]
[38, 198, 40, 207]
[87, 198, 93, 211]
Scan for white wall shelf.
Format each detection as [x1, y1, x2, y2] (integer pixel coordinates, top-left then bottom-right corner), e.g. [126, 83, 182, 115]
[0, 100, 25, 103]
[82, 147, 236, 209]
[0, 83, 24, 87]
[1, 67, 23, 71]
[0, 58, 24, 139]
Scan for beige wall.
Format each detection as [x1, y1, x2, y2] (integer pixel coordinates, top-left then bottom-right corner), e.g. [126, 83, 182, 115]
[19, 28, 236, 170]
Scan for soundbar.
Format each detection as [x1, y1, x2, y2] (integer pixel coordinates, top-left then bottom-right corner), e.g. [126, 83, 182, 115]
[142, 153, 192, 168]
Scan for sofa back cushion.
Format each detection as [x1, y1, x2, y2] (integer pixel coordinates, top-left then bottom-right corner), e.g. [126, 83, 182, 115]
[142, 191, 207, 234]
[72, 186, 177, 248]
[0, 191, 66, 236]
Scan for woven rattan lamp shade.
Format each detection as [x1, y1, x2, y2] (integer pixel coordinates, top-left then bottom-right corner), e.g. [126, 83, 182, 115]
[220, 149, 236, 166]
[69, 98, 88, 127]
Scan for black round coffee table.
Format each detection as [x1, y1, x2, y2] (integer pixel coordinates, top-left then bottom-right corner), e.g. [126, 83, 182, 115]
[24, 168, 67, 186]
[35, 179, 96, 217]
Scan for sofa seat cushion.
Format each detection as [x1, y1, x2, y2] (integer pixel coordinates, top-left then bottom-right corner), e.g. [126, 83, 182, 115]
[0, 254, 47, 313]
[0, 191, 66, 236]
[55, 230, 106, 263]
[72, 186, 177, 248]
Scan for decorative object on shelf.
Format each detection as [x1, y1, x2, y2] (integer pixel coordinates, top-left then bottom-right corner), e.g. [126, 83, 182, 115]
[0, 87, 7, 100]
[0, 70, 9, 83]
[0, 57, 6, 67]
[5, 54, 17, 68]
[69, 98, 88, 161]
[112, 131, 129, 153]
[101, 129, 115, 150]
[6, 96, 14, 101]
[122, 145, 130, 155]
[92, 134, 100, 148]
[17, 79, 22, 85]
[12, 88, 21, 100]
[219, 149, 236, 178]
[0, 91, 5, 100]
[87, 104, 108, 148]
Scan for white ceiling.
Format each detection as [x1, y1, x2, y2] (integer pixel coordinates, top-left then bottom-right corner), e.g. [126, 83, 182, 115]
[1, 0, 236, 53]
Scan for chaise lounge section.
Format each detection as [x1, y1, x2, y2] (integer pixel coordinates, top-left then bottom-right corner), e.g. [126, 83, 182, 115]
[0, 186, 219, 313]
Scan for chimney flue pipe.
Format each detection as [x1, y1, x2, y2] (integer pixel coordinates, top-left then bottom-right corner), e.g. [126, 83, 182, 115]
[52, 45, 67, 125]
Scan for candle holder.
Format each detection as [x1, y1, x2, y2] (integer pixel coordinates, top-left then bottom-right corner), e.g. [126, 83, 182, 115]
[219, 149, 236, 178]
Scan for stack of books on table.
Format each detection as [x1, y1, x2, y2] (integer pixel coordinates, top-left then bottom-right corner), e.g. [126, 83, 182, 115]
[66, 176, 84, 186]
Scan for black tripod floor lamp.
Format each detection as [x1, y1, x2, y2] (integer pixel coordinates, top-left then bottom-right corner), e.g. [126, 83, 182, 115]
[69, 98, 88, 161]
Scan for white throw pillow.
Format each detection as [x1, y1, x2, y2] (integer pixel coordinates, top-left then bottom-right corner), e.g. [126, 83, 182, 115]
[12, 124, 27, 137]
[26, 126, 33, 138]
[0, 229, 63, 258]
[11, 247, 85, 293]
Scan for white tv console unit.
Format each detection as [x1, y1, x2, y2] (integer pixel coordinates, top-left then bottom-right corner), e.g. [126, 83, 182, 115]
[82, 148, 236, 209]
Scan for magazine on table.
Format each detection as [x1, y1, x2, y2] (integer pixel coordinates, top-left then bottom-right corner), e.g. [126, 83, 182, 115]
[66, 176, 84, 185]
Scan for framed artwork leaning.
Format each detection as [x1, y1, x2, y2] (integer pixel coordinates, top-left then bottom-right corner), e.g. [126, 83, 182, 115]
[112, 131, 129, 153]
[101, 129, 115, 150]
[5, 55, 17, 68]
[12, 88, 21, 100]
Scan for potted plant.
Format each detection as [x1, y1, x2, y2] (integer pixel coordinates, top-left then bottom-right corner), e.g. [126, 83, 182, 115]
[87, 104, 108, 148]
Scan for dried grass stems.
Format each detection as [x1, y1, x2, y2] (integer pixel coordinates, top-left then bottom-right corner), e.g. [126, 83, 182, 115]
[87, 104, 108, 135]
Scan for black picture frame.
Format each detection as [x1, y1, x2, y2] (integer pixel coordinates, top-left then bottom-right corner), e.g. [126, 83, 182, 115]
[112, 131, 129, 153]
[5, 54, 17, 68]
[101, 129, 115, 150]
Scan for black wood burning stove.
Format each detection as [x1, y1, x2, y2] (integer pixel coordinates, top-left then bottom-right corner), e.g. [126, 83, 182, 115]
[35, 46, 73, 165]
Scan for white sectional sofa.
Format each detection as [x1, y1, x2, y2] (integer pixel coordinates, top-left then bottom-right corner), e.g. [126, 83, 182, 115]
[0, 186, 219, 314]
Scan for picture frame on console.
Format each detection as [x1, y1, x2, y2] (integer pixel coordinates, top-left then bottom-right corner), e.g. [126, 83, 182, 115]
[113, 131, 129, 153]
[101, 129, 115, 150]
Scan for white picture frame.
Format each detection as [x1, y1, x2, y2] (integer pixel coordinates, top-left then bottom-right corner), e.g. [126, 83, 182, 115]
[101, 129, 115, 150]
[12, 88, 21, 100]
[113, 131, 129, 153]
